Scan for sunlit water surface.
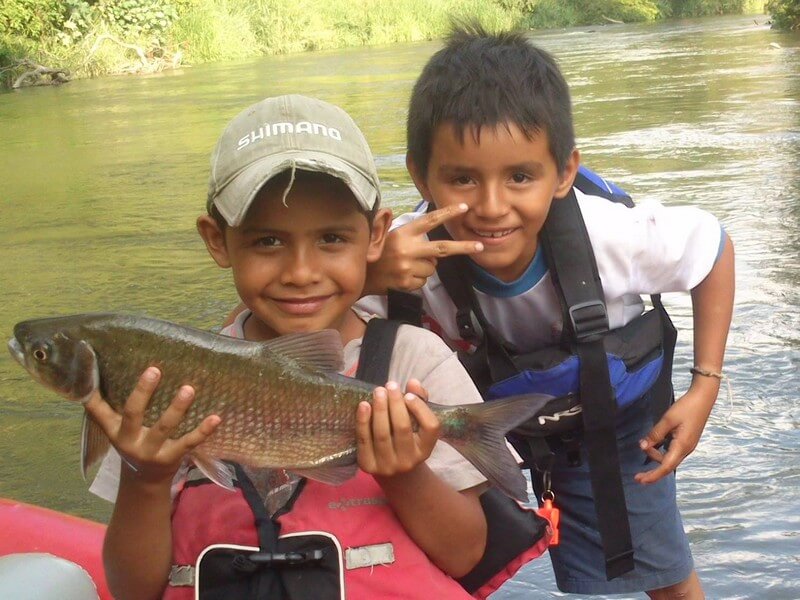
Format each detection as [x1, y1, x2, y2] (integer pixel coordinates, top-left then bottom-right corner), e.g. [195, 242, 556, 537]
[0, 14, 797, 599]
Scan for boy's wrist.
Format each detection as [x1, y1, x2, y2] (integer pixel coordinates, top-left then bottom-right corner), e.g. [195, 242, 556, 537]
[684, 376, 721, 407]
[373, 462, 431, 492]
[119, 460, 176, 495]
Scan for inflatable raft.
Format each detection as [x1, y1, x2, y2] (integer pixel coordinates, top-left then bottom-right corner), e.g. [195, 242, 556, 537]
[0, 497, 111, 599]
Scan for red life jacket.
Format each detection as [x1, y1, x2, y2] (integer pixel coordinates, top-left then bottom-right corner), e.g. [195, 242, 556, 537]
[165, 467, 476, 599]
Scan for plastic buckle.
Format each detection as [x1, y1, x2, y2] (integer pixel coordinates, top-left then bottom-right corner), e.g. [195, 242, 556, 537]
[568, 300, 608, 341]
[456, 308, 483, 342]
[234, 550, 325, 571]
[605, 549, 635, 580]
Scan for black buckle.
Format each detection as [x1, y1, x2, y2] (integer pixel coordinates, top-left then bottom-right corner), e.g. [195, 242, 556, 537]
[232, 550, 325, 572]
[568, 300, 608, 341]
[456, 308, 483, 342]
[605, 549, 635, 580]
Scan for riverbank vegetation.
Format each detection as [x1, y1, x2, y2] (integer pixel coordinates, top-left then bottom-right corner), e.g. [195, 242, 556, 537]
[0, 0, 769, 89]
[766, 0, 800, 28]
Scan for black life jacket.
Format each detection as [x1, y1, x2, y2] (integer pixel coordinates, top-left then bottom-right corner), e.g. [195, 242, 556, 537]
[387, 166, 678, 581]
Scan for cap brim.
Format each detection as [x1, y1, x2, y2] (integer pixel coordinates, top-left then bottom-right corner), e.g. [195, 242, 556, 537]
[211, 151, 379, 227]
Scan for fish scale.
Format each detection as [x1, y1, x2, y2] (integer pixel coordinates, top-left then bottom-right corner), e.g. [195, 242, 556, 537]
[91, 319, 364, 468]
[9, 312, 554, 500]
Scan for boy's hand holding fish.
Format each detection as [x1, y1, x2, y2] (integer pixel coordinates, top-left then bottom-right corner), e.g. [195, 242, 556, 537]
[83, 367, 220, 487]
[356, 379, 439, 478]
[356, 378, 489, 573]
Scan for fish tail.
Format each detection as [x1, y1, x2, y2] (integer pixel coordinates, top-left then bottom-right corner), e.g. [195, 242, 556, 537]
[433, 393, 553, 502]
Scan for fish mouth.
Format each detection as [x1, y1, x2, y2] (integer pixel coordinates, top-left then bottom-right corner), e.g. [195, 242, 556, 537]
[7, 337, 25, 367]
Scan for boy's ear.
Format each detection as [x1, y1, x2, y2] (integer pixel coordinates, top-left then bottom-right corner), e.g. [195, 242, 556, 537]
[554, 148, 581, 199]
[197, 215, 231, 268]
[406, 153, 432, 203]
[366, 208, 393, 263]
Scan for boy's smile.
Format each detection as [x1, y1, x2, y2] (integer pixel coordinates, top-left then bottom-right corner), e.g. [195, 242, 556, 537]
[411, 122, 578, 282]
[199, 172, 388, 341]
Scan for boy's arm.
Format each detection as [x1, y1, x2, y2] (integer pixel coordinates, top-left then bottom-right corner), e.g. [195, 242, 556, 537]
[636, 234, 735, 484]
[375, 465, 487, 577]
[84, 369, 220, 599]
[356, 381, 487, 577]
[103, 465, 174, 600]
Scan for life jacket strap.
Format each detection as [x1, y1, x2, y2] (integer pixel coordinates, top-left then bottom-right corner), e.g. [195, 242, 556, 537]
[543, 189, 634, 579]
[386, 289, 422, 327]
[355, 318, 402, 385]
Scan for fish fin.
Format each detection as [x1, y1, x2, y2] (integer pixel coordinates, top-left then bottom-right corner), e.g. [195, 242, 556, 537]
[80, 413, 110, 480]
[290, 452, 358, 486]
[76, 340, 100, 405]
[257, 329, 344, 373]
[191, 451, 235, 490]
[434, 393, 555, 502]
[291, 463, 358, 487]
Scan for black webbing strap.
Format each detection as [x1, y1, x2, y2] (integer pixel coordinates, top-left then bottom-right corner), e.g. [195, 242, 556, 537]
[355, 318, 402, 386]
[225, 464, 288, 599]
[425, 226, 519, 387]
[386, 289, 423, 327]
[648, 294, 678, 423]
[541, 188, 634, 579]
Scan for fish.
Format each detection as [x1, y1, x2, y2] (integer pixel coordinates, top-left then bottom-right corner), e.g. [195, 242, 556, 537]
[8, 313, 551, 501]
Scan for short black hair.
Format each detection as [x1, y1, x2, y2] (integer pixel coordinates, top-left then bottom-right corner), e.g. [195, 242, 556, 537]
[407, 22, 575, 178]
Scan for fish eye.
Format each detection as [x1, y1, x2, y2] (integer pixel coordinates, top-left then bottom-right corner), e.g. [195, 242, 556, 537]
[32, 345, 49, 362]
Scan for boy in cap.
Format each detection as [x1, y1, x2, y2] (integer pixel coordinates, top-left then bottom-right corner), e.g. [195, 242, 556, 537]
[360, 25, 735, 598]
[85, 94, 547, 599]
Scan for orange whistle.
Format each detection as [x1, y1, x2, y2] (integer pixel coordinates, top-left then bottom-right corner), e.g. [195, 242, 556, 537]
[536, 499, 561, 546]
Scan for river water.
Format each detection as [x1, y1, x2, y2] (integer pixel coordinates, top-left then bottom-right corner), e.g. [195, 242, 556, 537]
[0, 14, 797, 599]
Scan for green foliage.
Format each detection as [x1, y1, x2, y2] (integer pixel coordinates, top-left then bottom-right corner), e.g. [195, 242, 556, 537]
[96, 0, 178, 44]
[0, 0, 67, 38]
[654, 0, 764, 16]
[766, 0, 800, 28]
[57, 1, 94, 46]
[168, 0, 260, 61]
[524, 0, 660, 28]
[169, 0, 522, 63]
[0, 34, 32, 87]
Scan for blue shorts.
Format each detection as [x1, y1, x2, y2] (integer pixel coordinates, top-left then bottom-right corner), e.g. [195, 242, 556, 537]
[533, 396, 694, 595]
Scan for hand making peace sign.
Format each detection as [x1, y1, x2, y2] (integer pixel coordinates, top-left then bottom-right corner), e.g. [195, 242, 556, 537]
[365, 203, 484, 295]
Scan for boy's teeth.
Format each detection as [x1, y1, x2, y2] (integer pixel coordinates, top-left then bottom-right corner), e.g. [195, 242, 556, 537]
[475, 229, 514, 238]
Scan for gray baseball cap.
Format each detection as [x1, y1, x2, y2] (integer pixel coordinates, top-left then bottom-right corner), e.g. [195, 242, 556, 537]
[207, 94, 381, 226]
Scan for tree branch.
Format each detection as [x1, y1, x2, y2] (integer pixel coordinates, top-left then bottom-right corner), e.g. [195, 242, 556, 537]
[11, 60, 70, 89]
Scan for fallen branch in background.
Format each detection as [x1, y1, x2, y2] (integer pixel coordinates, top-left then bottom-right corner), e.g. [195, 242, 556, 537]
[11, 60, 70, 89]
